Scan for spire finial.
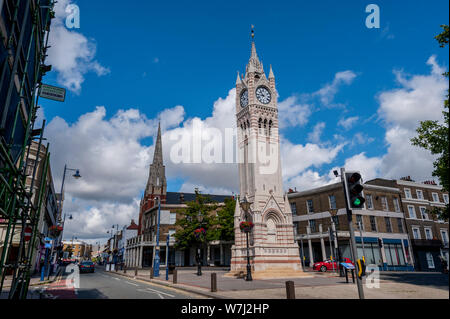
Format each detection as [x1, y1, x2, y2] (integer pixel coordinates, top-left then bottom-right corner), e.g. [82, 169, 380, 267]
[251, 25, 255, 40]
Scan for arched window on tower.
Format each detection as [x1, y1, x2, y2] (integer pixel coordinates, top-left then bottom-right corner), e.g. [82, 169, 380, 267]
[258, 118, 262, 135]
[247, 119, 250, 134]
[269, 120, 273, 136]
[264, 119, 267, 135]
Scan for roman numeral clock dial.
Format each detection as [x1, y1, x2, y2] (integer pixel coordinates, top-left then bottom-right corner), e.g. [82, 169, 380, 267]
[256, 86, 271, 104]
[240, 89, 249, 107]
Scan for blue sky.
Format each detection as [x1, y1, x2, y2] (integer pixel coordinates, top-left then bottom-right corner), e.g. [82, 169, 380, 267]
[40, 0, 449, 241]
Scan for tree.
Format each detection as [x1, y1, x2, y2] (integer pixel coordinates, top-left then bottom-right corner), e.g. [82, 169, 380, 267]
[411, 25, 449, 220]
[173, 192, 219, 251]
[209, 198, 236, 242]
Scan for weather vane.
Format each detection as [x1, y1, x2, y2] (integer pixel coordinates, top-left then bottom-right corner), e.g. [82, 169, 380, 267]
[251, 25, 255, 39]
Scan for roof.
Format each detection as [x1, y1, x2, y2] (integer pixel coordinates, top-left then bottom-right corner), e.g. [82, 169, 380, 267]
[166, 192, 232, 204]
[127, 221, 139, 230]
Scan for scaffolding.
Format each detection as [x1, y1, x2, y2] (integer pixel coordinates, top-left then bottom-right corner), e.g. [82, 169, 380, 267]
[0, 0, 55, 299]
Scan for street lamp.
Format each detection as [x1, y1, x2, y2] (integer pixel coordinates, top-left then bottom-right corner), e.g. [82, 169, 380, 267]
[330, 208, 342, 276]
[195, 210, 205, 276]
[240, 196, 253, 281]
[153, 197, 162, 277]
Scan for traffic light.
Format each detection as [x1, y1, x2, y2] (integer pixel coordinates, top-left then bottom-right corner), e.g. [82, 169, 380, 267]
[345, 172, 365, 209]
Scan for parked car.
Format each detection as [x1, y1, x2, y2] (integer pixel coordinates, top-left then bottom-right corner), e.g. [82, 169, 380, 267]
[313, 257, 354, 272]
[79, 261, 95, 273]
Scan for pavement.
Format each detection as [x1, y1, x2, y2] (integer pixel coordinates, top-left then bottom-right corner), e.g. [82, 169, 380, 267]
[0, 266, 64, 299]
[106, 266, 449, 299]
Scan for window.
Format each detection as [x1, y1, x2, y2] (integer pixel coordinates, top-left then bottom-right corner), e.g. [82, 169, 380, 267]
[412, 227, 421, 239]
[328, 195, 337, 210]
[440, 230, 449, 246]
[424, 228, 433, 240]
[407, 206, 416, 219]
[416, 190, 424, 200]
[169, 213, 177, 225]
[384, 243, 406, 266]
[332, 216, 340, 230]
[168, 229, 176, 237]
[309, 220, 316, 232]
[393, 197, 400, 212]
[306, 200, 314, 214]
[290, 202, 297, 215]
[370, 216, 377, 232]
[443, 194, 449, 204]
[356, 215, 364, 231]
[397, 218, 404, 233]
[419, 207, 429, 220]
[432, 193, 439, 202]
[442, 194, 449, 204]
[404, 189, 412, 199]
[426, 252, 435, 269]
[385, 217, 392, 233]
[25, 159, 35, 176]
[381, 197, 389, 211]
[366, 195, 374, 209]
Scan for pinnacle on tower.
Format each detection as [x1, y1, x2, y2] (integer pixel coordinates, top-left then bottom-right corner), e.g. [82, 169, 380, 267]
[269, 64, 275, 79]
[236, 71, 241, 85]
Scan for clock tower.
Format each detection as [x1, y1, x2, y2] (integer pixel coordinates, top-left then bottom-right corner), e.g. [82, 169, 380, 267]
[229, 37, 304, 278]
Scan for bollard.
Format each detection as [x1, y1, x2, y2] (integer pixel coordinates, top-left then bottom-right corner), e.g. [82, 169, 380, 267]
[211, 273, 217, 292]
[345, 269, 349, 283]
[150, 267, 154, 279]
[173, 269, 177, 284]
[285, 281, 295, 299]
[351, 269, 355, 283]
[135, 267, 138, 276]
[115, 264, 118, 272]
[124, 265, 127, 274]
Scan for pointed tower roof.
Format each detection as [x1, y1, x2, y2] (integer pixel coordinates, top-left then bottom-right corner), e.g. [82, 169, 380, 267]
[236, 71, 241, 85]
[246, 27, 264, 74]
[153, 122, 163, 165]
[269, 64, 275, 79]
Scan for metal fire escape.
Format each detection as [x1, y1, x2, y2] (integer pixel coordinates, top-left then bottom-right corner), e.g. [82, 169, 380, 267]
[0, 0, 55, 299]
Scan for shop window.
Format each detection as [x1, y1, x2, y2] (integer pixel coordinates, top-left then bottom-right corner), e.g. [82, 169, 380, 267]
[426, 252, 435, 269]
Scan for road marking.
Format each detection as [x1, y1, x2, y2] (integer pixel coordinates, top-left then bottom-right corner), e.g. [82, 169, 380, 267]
[123, 280, 139, 287]
[144, 287, 175, 298]
[114, 278, 121, 281]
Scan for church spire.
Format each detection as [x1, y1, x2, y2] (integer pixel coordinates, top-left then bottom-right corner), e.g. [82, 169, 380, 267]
[153, 121, 163, 165]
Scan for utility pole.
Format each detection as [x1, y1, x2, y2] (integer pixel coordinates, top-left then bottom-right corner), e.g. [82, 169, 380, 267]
[340, 167, 365, 299]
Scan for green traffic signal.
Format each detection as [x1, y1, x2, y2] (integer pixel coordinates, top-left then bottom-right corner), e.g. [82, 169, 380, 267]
[354, 198, 361, 206]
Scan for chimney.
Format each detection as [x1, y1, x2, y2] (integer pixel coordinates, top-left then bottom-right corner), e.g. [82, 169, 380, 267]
[179, 193, 184, 204]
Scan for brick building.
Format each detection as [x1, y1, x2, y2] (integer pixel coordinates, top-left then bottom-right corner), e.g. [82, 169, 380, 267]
[288, 181, 414, 271]
[367, 177, 449, 272]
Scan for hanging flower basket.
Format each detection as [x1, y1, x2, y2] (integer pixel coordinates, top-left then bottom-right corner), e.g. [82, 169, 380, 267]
[194, 227, 206, 240]
[49, 225, 63, 235]
[240, 221, 254, 233]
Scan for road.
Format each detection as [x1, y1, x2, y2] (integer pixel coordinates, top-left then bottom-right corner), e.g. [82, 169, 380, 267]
[32, 266, 206, 299]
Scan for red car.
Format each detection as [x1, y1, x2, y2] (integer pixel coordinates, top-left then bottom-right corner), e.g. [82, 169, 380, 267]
[313, 258, 354, 272]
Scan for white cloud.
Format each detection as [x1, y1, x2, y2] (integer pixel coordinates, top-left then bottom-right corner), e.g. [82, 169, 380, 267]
[281, 140, 344, 181]
[307, 122, 326, 144]
[278, 96, 312, 127]
[314, 70, 357, 106]
[338, 116, 359, 130]
[47, 0, 109, 93]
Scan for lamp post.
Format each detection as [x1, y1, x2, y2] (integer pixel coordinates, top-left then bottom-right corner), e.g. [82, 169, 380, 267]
[240, 197, 253, 281]
[195, 210, 205, 276]
[153, 197, 161, 277]
[330, 208, 341, 275]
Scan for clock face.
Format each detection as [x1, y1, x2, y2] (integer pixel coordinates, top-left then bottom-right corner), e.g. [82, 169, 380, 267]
[256, 86, 271, 104]
[240, 89, 249, 107]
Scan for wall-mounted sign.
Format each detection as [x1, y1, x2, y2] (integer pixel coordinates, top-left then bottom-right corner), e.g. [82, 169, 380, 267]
[39, 84, 66, 102]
